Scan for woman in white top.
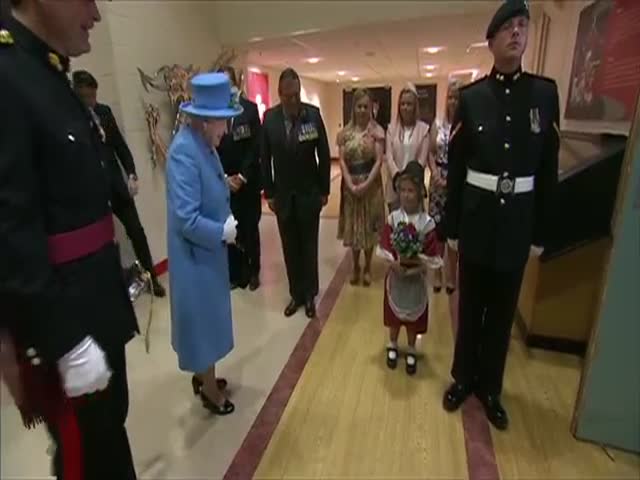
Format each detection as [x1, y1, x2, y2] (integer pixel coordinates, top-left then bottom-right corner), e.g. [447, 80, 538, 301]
[385, 84, 430, 210]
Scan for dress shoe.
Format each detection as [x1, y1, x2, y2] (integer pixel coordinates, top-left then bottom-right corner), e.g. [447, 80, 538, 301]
[305, 300, 316, 318]
[151, 279, 166, 298]
[442, 382, 472, 412]
[249, 275, 260, 291]
[284, 299, 301, 317]
[477, 393, 509, 430]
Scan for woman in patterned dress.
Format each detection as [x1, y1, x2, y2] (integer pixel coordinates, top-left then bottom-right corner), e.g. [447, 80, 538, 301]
[427, 80, 461, 294]
[337, 88, 385, 286]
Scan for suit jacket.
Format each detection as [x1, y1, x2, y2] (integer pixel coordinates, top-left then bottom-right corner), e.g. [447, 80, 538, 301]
[217, 96, 261, 192]
[445, 68, 560, 271]
[261, 103, 331, 217]
[0, 18, 137, 361]
[93, 102, 137, 202]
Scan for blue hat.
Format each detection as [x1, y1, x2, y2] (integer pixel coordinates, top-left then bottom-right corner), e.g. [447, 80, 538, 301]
[486, 0, 530, 39]
[179, 72, 243, 119]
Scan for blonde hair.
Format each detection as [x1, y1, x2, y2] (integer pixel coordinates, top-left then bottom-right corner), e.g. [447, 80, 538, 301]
[445, 79, 463, 123]
[396, 84, 419, 129]
[346, 88, 373, 131]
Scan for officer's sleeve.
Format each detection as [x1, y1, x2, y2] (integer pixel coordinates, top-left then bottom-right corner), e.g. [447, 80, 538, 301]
[240, 103, 261, 182]
[316, 111, 331, 196]
[533, 83, 560, 248]
[0, 78, 87, 361]
[444, 93, 468, 241]
[106, 105, 137, 177]
[166, 147, 225, 249]
[260, 112, 275, 199]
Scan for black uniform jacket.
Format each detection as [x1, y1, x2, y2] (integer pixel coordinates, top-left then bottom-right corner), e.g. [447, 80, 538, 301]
[0, 18, 138, 362]
[445, 68, 560, 271]
[217, 96, 262, 192]
[261, 103, 331, 218]
[94, 102, 137, 201]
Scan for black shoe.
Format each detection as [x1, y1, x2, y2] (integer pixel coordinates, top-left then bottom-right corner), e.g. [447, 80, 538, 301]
[191, 375, 228, 395]
[443, 382, 472, 412]
[200, 392, 235, 416]
[386, 347, 398, 370]
[284, 299, 301, 317]
[406, 353, 417, 376]
[151, 279, 166, 298]
[249, 275, 260, 291]
[305, 299, 316, 319]
[446, 286, 456, 295]
[477, 393, 509, 430]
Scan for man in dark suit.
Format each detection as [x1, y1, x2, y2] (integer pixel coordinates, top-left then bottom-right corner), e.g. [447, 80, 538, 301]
[217, 65, 262, 291]
[443, 0, 560, 430]
[262, 68, 331, 318]
[72, 70, 166, 297]
[1, 1, 138, 477]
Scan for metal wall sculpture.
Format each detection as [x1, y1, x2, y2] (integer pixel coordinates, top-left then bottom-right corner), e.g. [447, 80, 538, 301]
[137, 49, 239, 169]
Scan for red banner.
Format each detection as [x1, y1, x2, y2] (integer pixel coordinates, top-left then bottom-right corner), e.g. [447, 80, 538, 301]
[565, 0, 640, 123]
[246, 71, 270, 123]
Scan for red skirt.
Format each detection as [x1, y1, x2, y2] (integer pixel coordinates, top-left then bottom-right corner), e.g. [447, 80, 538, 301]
[383, 286, 429, 334]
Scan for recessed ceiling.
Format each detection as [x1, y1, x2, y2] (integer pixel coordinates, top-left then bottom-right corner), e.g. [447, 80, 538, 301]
[241, 13, 499, 83]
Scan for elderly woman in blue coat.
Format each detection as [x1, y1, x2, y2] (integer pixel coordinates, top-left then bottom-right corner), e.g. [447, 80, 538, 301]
[166, 72, 242, 415]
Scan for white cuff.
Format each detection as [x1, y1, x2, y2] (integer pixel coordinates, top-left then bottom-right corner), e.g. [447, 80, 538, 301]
[447, 239, 458, 251]
[530, 245, 544, 257]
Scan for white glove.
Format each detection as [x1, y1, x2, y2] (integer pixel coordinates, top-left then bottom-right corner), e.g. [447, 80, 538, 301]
[57, 336, 111, 398]
[222, 215, 238, 244]
[447, 239, 459, 252]
[530, 245, 544, 257]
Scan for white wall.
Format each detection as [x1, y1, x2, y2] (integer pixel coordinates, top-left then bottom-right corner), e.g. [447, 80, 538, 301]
[71, 1, 222, 266]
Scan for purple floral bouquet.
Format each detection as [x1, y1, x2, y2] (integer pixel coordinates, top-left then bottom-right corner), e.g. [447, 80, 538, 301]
[391, 222, 422, 265]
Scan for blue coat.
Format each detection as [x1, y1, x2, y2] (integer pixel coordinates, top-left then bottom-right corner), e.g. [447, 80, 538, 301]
[166, 125, 234, 373]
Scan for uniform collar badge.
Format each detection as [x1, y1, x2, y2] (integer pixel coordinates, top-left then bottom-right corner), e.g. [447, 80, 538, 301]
[47, 51, 69, 73]
[0, 29, 14, 45]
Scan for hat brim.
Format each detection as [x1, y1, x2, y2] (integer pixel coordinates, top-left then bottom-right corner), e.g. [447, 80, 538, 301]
[179, 102, 243, 119]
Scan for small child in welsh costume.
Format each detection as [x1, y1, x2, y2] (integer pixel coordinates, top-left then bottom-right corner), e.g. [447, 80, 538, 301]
[377, 161, 443, 375]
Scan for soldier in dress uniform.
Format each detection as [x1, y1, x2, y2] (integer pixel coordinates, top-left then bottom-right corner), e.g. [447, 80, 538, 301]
[217, 65, 263, 291]
[443, 0, 560, 430]
[262, 68, 331, 318]
[0, 1, 138, 478]
[72, 69, 166, 298]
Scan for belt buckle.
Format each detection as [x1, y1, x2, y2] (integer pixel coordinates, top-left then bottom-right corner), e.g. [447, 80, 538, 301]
[497, 176, 515, 196]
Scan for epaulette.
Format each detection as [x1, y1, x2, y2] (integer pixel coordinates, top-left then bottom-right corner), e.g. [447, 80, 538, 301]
[526, 72, 557, 85]
[0, 29, 14, 47]
[460, 75, 487, 91]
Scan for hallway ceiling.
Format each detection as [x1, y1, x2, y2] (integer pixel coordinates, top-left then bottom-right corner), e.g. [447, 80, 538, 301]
[242, 12, 501, 84]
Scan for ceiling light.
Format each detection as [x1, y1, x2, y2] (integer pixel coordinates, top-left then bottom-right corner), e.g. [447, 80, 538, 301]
[249, 36, 264, 43]
[306, 57, 321, 64]
[423, 46, 445, 54]
[467, 41, 488, 52]
[351, 76, 360, 82]
[422, 64, 438, 71]
[425, 73, 435, 78]
[337, 71, 346, 76]
[248, 67, 262, 74]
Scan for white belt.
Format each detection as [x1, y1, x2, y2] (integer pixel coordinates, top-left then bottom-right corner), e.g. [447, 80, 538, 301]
[466, 169, 534, 195]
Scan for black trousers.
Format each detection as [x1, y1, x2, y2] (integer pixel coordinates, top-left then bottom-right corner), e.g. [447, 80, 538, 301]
[228, 188, 262, 286]
[276, 196, 320, 303]
[112, 196, 156, 279]
[451, 255, 526, 396]
[47, 344, 136, 479]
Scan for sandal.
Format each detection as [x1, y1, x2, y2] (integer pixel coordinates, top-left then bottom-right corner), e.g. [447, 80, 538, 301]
[191, 375, 228, 396]
[200, 392, 235, 416]
[406, 352, 417, 376]
[386, 347, 398, 370]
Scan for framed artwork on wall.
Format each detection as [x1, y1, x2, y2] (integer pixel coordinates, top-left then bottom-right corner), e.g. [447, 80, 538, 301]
[415, 83, 437, 127]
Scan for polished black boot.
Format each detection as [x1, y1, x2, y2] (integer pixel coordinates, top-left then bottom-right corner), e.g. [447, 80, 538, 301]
[443, 382, 472, 412]
[304, 299, 316, 319]
[284, 299, 301, 317]
[477, 393, 509, 430]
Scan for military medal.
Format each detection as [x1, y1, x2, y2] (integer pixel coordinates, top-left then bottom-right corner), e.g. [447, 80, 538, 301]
[48, 52, 63, 72]
[529, 107, 541, 134]
[0, 29, 14, 45]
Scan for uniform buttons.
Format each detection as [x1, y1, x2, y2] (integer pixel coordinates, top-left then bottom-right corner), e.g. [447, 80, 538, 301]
[108, 200, 112, 208]
[502, 172, 509, 178]
[504, 142, 510, 150]
[500, 198, 506, 206]
[506, 115, 512, 122]
[505, 88, 511, 95]
[26, 347, 37, 357]
[31, 357, 42, 366]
